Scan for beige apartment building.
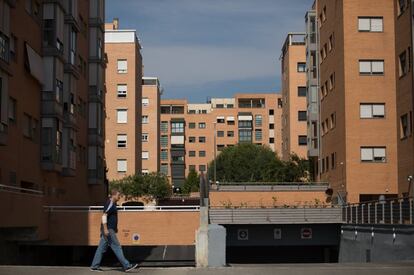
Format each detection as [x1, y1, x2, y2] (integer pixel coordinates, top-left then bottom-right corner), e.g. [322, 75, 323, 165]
[0, 0, 106, 243]
[160, 93, 282, 190]
[141, 77, 161, 174]
[104, 19, 142, 180]
[306, 0, 408, 203]
[280, 33, 308, 161]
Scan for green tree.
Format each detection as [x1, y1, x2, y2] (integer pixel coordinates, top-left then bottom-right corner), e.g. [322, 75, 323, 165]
[183, 168, 200, 194]
[207, 144, 311, 183]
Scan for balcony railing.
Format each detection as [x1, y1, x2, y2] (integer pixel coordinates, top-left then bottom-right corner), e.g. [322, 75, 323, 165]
[343, 197, 413, 225]
[0, 184, 43, 196]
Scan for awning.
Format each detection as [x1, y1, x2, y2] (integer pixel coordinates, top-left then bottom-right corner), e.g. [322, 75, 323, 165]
[238, 115, 252, 121]
[216, 116, 225, 120]
[226, 116, 235, 121]
[25, 43, 44, 85]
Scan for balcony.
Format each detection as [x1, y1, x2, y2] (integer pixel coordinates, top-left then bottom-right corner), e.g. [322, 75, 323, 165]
[41, 91, 64, 117]
[238, 98, 265, 108]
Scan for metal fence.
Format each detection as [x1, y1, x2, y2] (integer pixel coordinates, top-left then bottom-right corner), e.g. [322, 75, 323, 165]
[343, 197, 413, 225]
[44, 205, 200, 212]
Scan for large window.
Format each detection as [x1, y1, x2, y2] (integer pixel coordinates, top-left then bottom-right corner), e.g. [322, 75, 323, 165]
[239, 129, 252, 143]
[360, 104, 385, 119]
[117, 84, 127, 98]
[117, 159, 127, 172]
[298, 111, 307, 121]
[171, 121, 184, 133]
[361, 147, 386, 163]
[117, 59, 127, 73]
[117, 134, 127, 148]
[359, 60, 384, 75]
[160, 135, 168, 147]
[297, 62, 306, 72]
[161, 121, 168, 132]
[255, 115, 262, 127]
[298, 87, 307, 97]
[358, 17, 383, 32]
[160, 149, 168, 161]
[117, 109, 127, 123]
[255, 129, 262, 141]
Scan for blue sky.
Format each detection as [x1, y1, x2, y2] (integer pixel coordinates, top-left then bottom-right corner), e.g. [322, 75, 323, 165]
[106, 0, 313, 102]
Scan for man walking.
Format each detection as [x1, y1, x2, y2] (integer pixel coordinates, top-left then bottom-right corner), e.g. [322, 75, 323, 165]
[90, 188, 138, 272]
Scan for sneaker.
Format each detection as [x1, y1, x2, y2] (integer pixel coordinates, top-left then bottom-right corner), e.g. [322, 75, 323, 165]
[90, 267, 104, 272]
[124, 263, 139, 272]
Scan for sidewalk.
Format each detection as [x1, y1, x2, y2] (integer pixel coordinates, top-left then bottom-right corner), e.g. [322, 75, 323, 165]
[1, 262, 414, 275]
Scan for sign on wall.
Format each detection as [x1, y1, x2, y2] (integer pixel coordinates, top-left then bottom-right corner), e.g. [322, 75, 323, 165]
[274, 228, 282, 240]
[301, 228, 313, 239]
[132, 233, 140, 244]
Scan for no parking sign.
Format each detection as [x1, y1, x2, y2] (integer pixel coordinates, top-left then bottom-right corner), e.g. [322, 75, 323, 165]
[132, 233, 140, 244]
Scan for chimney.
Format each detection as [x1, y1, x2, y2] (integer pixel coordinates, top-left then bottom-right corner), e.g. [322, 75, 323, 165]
[113, 18, 119, 30]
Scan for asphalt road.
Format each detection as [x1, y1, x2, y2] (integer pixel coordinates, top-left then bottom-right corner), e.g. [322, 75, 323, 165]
[1, 262, 414, 275]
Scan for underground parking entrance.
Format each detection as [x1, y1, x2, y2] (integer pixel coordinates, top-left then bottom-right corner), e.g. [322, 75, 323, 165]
[224, 224, 341, 264]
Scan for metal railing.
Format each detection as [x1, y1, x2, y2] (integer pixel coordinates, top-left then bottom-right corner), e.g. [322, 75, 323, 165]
[343, 197, 413, 225]
[0, 184, 43, 196]
[45, 205, 200, 212]
[213, 182, 329, 191]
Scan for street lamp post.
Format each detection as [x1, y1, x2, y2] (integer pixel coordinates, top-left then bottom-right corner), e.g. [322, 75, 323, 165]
[214, 122, 217, 186]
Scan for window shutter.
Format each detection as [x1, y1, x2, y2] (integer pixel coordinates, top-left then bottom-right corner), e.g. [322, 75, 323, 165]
[359, 61, 371, 73]
[372, 104, 385, 116]
[372, 61, 384, 73]
[360, 105, 372, 118]
[117, 109, 127, 123]
[142, 151, 149, 159]
[361, 148, 373, 161]
[373, 148, 386, 158]
[370, 19, 383, 32]
[117, 60, 127, 71]
[358, 18, 370, 31]
[117, 160, 127, 172]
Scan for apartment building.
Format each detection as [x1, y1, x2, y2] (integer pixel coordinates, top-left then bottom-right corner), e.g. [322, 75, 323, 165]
[280, 33, 308, 161]
[395, 0, 414, 196]
[0, 0, 106, 207]
[160, 93, 282, 191]
[104, 19, 142, 180]
[307, 0, 401, 203]
[141, 77, 161, 174]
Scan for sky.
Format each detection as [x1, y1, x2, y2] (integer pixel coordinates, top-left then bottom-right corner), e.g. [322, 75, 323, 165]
[106, 0, 313, 102]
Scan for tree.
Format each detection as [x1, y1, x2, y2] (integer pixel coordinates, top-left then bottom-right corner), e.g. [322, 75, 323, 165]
[109, 172, 171, 202]
[207, 143, 311, 183]
[183, 168, 200, 194]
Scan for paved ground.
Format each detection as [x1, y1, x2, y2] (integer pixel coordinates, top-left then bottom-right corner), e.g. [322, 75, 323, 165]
[1, 262, 414, 275]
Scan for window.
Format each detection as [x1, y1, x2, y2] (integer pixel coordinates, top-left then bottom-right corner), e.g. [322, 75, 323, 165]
[239, 129, 252, 143]
[189, 165, 196, 171]
[199, 136, 206, 143]
[328, 33, 335, 51]
[330, 113, 336, 129]
[398, 0, 407, 15]
[217, 131, 224, 137]
[117, 159, 127, 173]
[360, 104, 385, 119]
[269, 124, 274, 129]
[400, 113, 411, 139]
[399, 51, 408, 77]
[199, 151, 206, 157]
[361, 147, 386, 163]
[142, 133, 148, 142]
[142, 115, 149, 124]
[298, 111, 307, 121]
[269, 137, 274, 144]
[329, 73, 335, 90]
[142, 151, 149, 160]
[227, 131, 234, 137]
[117, 84, 127, 98]
[69, 29, 77, 65]
[199, 165, 206, 172]
[189, 151, 196, 157]
[217, 117, 225, 123]
[0, 32, 10, 63]
[198, 122, 206, 129]
[117, 134, 127, 148]
[8, 97, 16, 123]
[142, 169, 149, 175]
[189, 122, 196, 129]
[56, 79, 63, 103]
[160, 149, 168, 161]
[188, 136, 196, 143]
[358, 17, 383, 32]
[171, 121, 184, 133]
[117, 59, 127, 73]
[269, 109, 274, 115]
[331, 152, 336, 169]
[255, 115, 262, 127]
[298, 87, 306, 97]
[255, 129, 262, 141]
[161, 121, 168, 132]
[359, 60, 384, 75]
[160, 164, 168, 175]
[297, 62, 306, 72]
[117, 109, 127, 123]
[142, 97, 149, 106]
[216, 104, 224, 108]
[298, 135, 307, 146]
[227, 104, 234, 108]
[160, 135, 168, 147]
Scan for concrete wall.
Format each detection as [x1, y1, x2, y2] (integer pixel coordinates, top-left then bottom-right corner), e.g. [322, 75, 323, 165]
[339, 224, 414, 262]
